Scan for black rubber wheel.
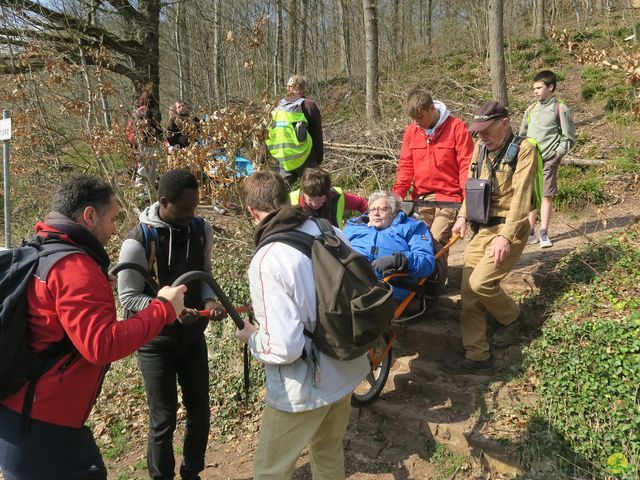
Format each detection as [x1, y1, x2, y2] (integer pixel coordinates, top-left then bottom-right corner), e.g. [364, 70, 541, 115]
[351, 333, 393, 407]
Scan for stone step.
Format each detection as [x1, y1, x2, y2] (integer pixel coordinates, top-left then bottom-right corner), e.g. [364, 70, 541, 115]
[351, 396, 476, 458]
[391, 318, 464, 361]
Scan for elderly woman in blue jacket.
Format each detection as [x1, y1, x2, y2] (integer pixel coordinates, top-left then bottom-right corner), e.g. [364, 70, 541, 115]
[344, 191, 436, 301]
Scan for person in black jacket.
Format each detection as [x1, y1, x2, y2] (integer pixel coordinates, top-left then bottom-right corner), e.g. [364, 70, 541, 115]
[117, 169, 224, 480]
[166, 100, 200, 151]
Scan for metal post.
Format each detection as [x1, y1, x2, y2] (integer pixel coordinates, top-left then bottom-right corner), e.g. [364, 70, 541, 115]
[2, 109, 10, 248]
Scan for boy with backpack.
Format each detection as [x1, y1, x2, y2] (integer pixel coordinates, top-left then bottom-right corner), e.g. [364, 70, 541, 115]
[0, 176, 186, 480]
[236, 171, 371, 479]
[519, 70, 576, 248]
[117, 168, 224, 480]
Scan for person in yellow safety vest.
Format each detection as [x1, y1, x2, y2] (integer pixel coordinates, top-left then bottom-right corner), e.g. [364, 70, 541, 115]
[290, 169, 368, 229]
[266, 75, 324, 187]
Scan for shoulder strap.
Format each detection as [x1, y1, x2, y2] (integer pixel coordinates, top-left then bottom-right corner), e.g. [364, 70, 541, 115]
[190, 216, 206, 244]
[556, 99, 563, 134]
[310, 217, 335, 237]
[257, 230, 314, 258]
[140, 223, 159, 278]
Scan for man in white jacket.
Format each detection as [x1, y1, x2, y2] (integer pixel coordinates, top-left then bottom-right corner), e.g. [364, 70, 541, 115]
[236, 171, 369, 480]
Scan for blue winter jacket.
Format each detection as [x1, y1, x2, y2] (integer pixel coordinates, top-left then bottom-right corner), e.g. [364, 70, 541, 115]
[344, 211, 436, 301]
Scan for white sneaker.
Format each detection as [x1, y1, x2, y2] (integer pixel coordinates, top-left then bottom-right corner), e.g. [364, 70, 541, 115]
[539, 233, 553, 248]
[527, 233, 537, 245]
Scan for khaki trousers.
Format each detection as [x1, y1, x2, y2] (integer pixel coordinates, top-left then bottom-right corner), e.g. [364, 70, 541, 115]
[417, 194, 459, 246]
[460, 221, 529, 361]
[253, 394, 352, 480]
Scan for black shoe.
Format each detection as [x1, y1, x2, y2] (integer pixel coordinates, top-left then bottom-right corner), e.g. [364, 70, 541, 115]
[444, 357, 493, 375]
[491, 311, 526, 348]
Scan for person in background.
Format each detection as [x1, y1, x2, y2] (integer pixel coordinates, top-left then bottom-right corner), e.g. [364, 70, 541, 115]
[289, 168, 368, 228]
[267, 74, 324, 187]
[128, 91, 163, 190]
[0, 176, 185, 480]
[166, 100, 200, 152]
[520, 70, 576, 248]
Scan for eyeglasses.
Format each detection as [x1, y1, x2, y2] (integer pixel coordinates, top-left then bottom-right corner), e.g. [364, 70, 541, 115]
[369, 206, 391, 214]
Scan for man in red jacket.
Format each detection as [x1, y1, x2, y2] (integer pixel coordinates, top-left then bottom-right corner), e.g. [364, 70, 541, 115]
[393, 88, 474, 246]
[0, 176, 186, 480]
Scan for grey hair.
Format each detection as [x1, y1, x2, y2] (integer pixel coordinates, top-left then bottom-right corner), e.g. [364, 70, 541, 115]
[287, 74, 306, 92]
[368, 191, 402, 215]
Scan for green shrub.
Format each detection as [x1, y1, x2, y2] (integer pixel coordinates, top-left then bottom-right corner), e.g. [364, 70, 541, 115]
[604, 85, 634, 112]
[614, 147, 640, 174]
[581, 83, 605, 101]
[555, 166, 605, 209]
[542, 54, 561, 66]
[581, 66, 606, 82]
[525, 230, 640, 478]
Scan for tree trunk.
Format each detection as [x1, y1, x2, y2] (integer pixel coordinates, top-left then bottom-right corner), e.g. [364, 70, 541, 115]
[488, 0, 508, 106]
[213, 0, 223, 103]
[274, 0, 284, 93]
[363, 0, 381, 121]
[535, 0, 545, 39]
[390, 0, 400, 63]
[572, 0, 582, 26]
[296, 0, 307, 74]
[175, 2, 185, 101]
[287, 0, 297, 74]
[426, 0, 433, 47]
[338, 0, 351, 76]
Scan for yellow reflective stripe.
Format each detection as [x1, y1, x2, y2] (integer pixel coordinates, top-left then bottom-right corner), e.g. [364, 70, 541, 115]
[334, 187, 345, 228]
[290, 190, 301, 205]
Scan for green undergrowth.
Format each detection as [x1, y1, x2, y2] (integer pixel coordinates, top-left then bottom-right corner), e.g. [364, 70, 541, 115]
[554, 165, 606, 209]
[523, 225, 640, 478]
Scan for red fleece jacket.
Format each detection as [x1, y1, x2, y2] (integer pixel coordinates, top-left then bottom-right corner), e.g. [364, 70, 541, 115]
[393, 115, 474, 203]
[1, 225, 176, 428]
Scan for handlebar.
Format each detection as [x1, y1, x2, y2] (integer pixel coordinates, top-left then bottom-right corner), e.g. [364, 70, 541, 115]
[109, 264, 247, 330]
[109, 262, 160, 294]
[170, 271, 245, 329]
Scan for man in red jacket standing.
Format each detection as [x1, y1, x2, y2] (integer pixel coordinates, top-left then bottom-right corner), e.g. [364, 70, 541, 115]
[0, 176, 186, 480]
[393, 88, 474, 246]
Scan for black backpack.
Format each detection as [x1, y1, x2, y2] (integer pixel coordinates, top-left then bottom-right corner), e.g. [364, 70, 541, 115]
[0, 238, 80, 411]
[258, 218, 396, 360]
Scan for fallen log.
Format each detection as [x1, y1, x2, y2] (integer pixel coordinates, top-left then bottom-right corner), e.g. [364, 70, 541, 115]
[560, 156, 606, 166]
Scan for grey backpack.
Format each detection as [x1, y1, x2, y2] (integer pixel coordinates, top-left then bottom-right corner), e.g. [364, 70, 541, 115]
[257, 218, 396, 360]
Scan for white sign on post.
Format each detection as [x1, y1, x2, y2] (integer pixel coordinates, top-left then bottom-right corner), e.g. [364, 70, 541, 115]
[0, 118, 11, 140]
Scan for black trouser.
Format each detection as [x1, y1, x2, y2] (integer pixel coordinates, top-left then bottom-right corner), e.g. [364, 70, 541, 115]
[0, 405, 107, 480]
[137, 332, 210, 480]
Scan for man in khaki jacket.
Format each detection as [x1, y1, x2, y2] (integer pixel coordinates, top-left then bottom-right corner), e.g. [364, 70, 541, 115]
[449, 101, 538, 374]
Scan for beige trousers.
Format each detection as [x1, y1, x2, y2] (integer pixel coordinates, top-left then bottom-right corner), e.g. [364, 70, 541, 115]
[253, 394, 352, 480]
[460, 221, 528, 361]
[417, 194, 459, 246]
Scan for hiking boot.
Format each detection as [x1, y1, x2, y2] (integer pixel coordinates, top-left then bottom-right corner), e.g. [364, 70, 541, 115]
[444, 357, 493, 375]
[491, 311, 526, 348]
[539, 232, 553, 248]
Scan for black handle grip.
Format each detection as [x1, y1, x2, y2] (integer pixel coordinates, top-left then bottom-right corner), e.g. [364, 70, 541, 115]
[170, 271, 245, 329]
[109, 262, 160, 295]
